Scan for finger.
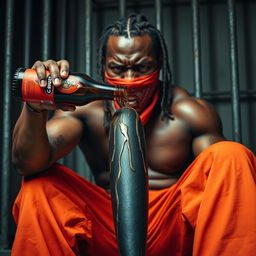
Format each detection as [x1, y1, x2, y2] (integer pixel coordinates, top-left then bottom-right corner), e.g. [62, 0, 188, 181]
[44, 59, 61, 87]
[57, 60, 70, 79]
[32, 61, 47, 87]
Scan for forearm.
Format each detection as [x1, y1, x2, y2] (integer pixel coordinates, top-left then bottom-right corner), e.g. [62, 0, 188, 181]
[12, 104, 51, 175]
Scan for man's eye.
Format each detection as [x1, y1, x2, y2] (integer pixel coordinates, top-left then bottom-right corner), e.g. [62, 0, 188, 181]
[111, 66, 126, 73]
[135, 64, 150, 72]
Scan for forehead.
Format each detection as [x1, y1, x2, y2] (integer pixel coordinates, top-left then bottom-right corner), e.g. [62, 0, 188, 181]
[106, 34, 155, 57]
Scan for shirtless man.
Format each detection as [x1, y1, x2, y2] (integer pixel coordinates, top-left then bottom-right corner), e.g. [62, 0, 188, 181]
[11, 14, 256, 256]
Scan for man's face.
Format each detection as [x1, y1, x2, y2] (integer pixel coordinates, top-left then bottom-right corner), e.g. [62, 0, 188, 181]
[105, 34, 160, 111]
[105, 34, 158, 79]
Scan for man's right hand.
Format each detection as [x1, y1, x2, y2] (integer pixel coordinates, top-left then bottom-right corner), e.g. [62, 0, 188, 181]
[27, 59, 76, 112]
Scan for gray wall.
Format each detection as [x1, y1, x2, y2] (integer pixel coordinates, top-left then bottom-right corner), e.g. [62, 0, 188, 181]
[0, 0, 255, 250]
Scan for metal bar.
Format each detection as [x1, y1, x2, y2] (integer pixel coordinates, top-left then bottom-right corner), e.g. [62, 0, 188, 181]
[204, 94, 256, 101]
[85, 0, 92, 75]
[203, 90, 256, 101]
[61, 1, 76, 168]
[42, 0, 51, 60]
[57, 0, 67, 166]
[155, 0, 163, 80]
[227, 0, 242, 142]
[203, 90, 256, 97]
[119, 0, 126, 19]
[155, 0, 163, 31]
[191, 0, 202, 98]
[24, 0, 32, 67]
[0, 0, 14, 249]
[59, 0, 67, 59]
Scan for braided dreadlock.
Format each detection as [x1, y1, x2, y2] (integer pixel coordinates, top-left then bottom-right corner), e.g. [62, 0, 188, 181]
[97, 13, 173, 130]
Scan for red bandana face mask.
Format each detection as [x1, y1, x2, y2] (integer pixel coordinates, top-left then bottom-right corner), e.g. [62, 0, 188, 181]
[105, 69, 160, 125]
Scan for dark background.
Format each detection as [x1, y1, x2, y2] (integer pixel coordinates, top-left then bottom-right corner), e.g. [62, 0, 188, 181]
[0, 0, 255, 252]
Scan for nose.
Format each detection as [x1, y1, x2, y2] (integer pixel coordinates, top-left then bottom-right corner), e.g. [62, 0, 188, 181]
[123, 69, 137, 80]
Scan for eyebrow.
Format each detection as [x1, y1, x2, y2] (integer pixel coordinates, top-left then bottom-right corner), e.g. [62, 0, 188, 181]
[137, 59, 153, 65]
[108, 61, 123, 67]
[108, 59, 153, 67]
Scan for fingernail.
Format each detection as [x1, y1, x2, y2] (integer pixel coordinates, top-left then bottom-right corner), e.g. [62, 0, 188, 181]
[61, 70, 68, 77]
[40, 80, 47, 87]
[54, 78, 61, 85]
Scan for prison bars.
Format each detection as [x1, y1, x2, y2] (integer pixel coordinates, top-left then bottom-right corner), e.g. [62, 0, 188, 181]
[191, 0, 242, 142]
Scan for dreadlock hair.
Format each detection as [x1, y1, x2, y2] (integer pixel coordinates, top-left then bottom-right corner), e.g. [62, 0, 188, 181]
[97, 13, 173, 130]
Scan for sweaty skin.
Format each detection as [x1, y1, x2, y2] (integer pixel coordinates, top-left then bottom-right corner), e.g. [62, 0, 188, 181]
[12, 34, 226, 190]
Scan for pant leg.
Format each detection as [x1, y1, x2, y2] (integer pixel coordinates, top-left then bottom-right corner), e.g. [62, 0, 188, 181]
[180, 141, 256, 256]
[11, 163, 118, 256]
[11, 142, 256, 256]
[145, 141, 256, 256]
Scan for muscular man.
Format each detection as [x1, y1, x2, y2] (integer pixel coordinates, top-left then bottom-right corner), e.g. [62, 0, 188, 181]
[11, 14, 256, 255]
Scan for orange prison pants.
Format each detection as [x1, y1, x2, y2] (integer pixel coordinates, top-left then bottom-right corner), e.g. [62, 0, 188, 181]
[11, 141, 256, 256]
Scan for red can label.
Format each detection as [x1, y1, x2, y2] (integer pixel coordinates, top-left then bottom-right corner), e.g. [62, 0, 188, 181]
[21, 70, 83, 104]
[22, 69, 54, 104]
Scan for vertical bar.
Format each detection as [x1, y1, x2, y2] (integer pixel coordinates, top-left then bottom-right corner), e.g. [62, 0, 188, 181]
[61, 0, 74, 171]
[191, 0, 202, 98]
[155, 0, 163, 81]
[24, 0, 32, 67]
[57, 0, 67, 166]
[155, 0, 163, 31]
[59, 0, 67, 60]
[85, 0, 92, 75]
[227, 0, 242, 142]
[78, 0, 94, 179]
[119, 0, 126, 19]
[42, 0, 51, 60]
[0, 0, 14, 249]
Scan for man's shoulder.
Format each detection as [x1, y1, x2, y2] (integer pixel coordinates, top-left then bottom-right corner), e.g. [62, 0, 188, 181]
[170, 86, 223, 135]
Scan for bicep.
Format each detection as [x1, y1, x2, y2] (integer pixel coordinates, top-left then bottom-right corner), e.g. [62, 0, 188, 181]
[46, 112, 84, 164]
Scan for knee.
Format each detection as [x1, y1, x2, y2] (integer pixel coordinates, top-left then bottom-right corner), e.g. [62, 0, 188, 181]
[20, 167, 60, 198]
[209, 141, 246, 153]
[206, 141, 254, 163]
[13, 170, 54, 218]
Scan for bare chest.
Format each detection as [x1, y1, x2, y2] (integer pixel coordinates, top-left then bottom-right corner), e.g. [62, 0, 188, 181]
[146, 118, 193, 176]
[80, 114, 193, 183]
